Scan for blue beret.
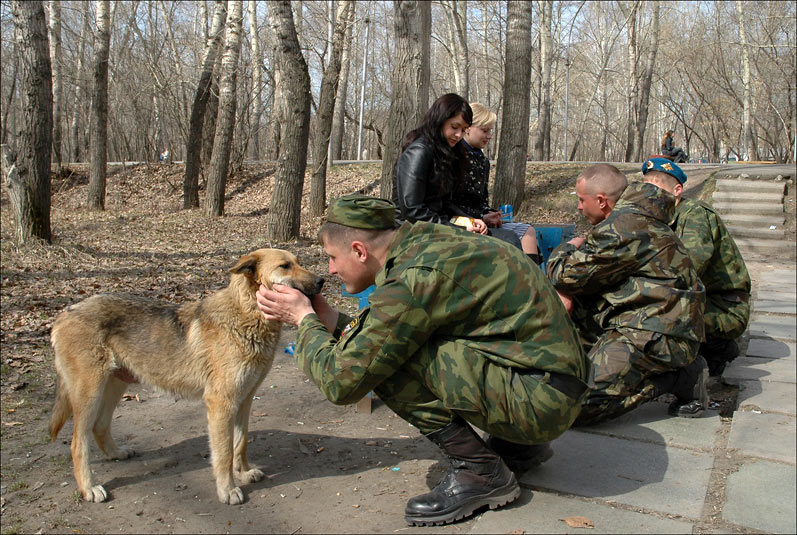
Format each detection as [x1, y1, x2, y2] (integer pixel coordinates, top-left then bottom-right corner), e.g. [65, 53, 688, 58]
[642, 157, 687, 184]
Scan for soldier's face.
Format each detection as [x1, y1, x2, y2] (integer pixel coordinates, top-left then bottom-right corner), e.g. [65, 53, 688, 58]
[576, 180, 607, 225]
[323, 238, 373, 294]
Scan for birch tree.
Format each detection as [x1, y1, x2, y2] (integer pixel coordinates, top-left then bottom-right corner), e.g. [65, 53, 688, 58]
[87, 0, 110, 210]
[493, 0, 532, 210]
[633, 0, 659, 161]
[378, 0, 431, 200]
[46, 0, 63, 169]
[735, 0, 754, 161]
[533, 0, 553, 161]
[330, 1, 355, 161]
[267, 0, 311, 241]
[205, 0, 243, 217]
[247, 0, 263, 160]
[5, 0, 52, 244]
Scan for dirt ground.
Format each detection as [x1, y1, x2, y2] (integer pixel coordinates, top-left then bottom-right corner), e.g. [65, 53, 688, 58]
[0, 161, 789, 534]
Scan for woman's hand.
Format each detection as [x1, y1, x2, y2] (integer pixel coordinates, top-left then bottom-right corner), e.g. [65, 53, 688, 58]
[467, 218, 489, 234]
[483, 211, 502, 227]
[256, 284, 315, 326]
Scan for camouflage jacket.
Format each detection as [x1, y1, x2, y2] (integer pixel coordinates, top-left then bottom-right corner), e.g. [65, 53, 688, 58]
[546, 182, 705, 342]
[673, 198, 751, 297]
[295, 221, 588, 405]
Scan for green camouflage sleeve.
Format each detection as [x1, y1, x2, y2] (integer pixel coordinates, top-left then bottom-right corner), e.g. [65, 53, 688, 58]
[294, 277, 435, 406]
[675, 203, 714, 276]
[546, 226, 644, 296]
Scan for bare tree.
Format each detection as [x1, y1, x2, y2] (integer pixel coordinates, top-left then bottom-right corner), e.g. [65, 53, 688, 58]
[205, 0, 243, 217]
[46, 0, 63, 170]
[533, 0, 553, 161]
[87, 0, 110, 210]
[330, 1, 355, 161]
[378, 0, 431, 200]
[183, 0, 226, 208]
[633, 0, 659, 161]
[493, 0, 532, 210]
[442, 0, 469, 99]
[5, 0, 52, 244]
[308, 0, 354, 217]
[735, 0, 755, 161]
[267, 0, 311, 241]
[69, 4, 90, 163]
[247, 0, 263, 160]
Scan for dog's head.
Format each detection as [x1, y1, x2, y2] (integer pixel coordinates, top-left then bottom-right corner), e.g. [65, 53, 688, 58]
[230, 248, 324, 297]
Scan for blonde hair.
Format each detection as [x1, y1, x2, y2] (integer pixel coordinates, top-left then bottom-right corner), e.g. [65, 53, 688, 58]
[469, 102, 497, 128]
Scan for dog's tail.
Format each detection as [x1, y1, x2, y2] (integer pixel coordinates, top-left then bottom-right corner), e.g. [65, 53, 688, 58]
[50, 374, 72, 441]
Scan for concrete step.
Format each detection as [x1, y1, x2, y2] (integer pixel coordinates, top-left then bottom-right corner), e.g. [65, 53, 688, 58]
[713, 202, 784, 216]
[727, 226, 785, 239]
[713, 191, 784, 203]
[735, 238, 792, 256]
[722, 213, 785, 226]
[715, 179, 786, 194]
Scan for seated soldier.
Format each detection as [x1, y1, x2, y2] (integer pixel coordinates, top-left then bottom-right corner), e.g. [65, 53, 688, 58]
[642, 158, 751, 376]
[256, 194, 588, 526]
[546, 164, 707, 425]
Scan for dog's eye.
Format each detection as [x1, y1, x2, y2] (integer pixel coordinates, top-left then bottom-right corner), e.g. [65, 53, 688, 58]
[279, 263, 291, 270]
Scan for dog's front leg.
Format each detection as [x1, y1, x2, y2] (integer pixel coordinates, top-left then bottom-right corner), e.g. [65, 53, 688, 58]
[233, 384, 264, 484]
[205, 396, 244, 505]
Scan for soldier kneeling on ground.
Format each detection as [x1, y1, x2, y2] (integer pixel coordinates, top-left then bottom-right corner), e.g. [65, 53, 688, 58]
[642, 158, 751, 376]
[256, 194, 589, 526]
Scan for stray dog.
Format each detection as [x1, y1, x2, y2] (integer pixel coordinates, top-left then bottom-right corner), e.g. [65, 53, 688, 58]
[49, 249, 324, 505]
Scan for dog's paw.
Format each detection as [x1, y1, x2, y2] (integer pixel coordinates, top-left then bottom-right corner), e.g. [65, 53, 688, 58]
[218, 486, 245, 505]
[238, 468, 264, 484]
[109, 446, 135, 460]
[83, 485, 109, 502]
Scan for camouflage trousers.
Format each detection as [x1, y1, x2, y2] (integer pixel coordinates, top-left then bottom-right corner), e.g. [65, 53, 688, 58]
[372, 345, 585, 443]
[574, 327, 699, 426]
[705, 292, 750, 341]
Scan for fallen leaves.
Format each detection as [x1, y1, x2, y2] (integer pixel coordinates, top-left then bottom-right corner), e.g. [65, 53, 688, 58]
[560, 516, 595, 529]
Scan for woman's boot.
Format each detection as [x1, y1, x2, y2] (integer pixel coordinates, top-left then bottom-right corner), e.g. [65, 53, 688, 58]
[404, 418, 520, 526]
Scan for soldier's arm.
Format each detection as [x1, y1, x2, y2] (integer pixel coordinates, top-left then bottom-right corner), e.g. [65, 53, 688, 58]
[546, 223, 642, 295]
[675, 204, 715, 277]
[294, 277, 435, 406]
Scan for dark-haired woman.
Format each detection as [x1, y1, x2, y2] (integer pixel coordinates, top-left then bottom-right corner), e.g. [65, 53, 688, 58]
[662, 130, 688, 163]
[392, 93, 521, 248]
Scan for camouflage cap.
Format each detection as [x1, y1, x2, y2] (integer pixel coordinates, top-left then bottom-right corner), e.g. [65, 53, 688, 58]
[327, 194, 397, 230]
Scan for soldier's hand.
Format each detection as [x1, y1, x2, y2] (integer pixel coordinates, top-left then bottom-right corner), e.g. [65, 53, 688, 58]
[568, 236, 586, 248]
[257, 283, 314, 326]
[556, 290, 574, 315]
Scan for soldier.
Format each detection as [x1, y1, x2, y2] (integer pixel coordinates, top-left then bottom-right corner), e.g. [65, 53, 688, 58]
[546, 164, 707, 426]
[256, 194, 589, 526]
[642, 158, 751, 376]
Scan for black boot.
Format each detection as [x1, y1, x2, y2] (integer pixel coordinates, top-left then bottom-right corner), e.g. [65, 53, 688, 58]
[405, 419, 521, 526]
[484, 435, 553, 473]
[701, 336, 740, 377]
[667, 356, 709, 418]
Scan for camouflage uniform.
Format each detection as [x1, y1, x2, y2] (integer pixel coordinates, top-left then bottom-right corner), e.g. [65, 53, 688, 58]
[546, 182, 705, 425]
[295, 221, 589, 442]
[673, 198, 751, 340]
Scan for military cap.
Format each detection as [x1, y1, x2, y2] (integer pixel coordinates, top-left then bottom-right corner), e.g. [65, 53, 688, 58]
[642, 157, 687, 185]
[327, 194, 397, 230]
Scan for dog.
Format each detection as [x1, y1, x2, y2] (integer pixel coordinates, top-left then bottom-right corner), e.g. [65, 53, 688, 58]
[49, 248, 324, 505]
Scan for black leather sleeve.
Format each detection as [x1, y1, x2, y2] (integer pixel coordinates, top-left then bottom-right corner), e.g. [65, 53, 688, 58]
[393, 141, 450, 225]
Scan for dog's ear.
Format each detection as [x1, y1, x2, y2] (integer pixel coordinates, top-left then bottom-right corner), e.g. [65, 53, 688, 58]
[229, 254, 258, 276]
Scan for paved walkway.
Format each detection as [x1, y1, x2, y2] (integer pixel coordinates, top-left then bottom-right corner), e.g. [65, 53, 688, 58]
[464, 262, 796, 534]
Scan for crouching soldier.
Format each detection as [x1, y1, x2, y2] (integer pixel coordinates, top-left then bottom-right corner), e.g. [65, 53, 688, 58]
[547, 164, 707, 425]
[256, 194, 589, 526]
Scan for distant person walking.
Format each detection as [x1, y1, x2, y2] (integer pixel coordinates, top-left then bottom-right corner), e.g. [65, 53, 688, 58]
[662, 130, 688, 163]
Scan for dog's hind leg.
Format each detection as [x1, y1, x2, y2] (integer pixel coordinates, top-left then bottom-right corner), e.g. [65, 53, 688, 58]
[70, 374, 110, 502]
[205, 395, 244, 504]
[93, 376, 135, 460]
[233, 383, 265, 484]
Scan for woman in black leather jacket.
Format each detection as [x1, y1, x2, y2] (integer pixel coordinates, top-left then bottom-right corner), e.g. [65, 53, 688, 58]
[392, 94, 522, 249]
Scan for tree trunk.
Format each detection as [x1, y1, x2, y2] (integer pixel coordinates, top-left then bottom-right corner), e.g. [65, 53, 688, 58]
[87, 0, 110, 210]
[265, 21, 283, 161]
[183, 0, 226, 209]
[204, 0, 243, 217]
[308, 0, 354, 217]
[247, 0, 263, 160]
[70, 4, 90, 163]
[330, 1, 355, 161]
[493, 0, 532, 210]
[735, 0, 754, 161]
[46, 0, 62, 170]
[443, 0, 469, 99]
[378, 0, 431, 200]
[633, 0, 659, 162]
[623, 1, 637, 162]
[533, 0, 552, 161]
[6, 0, 52, 244]
[267, 0, 311, 241]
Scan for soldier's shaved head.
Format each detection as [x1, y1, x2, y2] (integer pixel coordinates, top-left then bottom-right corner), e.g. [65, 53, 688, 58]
[576, 164, 628, 202]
